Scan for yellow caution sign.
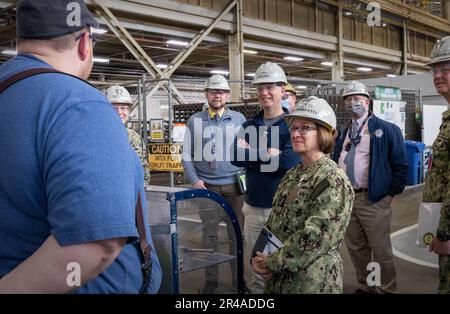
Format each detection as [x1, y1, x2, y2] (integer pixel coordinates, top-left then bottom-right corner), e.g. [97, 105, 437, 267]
[149, 143, 183, 172]
[150, 119, 164, 142]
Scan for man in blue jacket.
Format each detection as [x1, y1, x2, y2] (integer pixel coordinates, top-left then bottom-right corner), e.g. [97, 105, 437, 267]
[231, 62, 300, 293]
[332, 81, 408, 294]
[0, 0, 161, 293]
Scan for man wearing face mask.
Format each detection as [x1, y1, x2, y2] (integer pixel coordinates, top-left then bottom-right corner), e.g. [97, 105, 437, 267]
[281, 83, 297, 113]
[332, 81, 408, 294]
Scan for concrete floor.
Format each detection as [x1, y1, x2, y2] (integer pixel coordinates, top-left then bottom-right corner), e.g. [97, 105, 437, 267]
[341, 184, 439, 294]
[150, 172, 440, 294]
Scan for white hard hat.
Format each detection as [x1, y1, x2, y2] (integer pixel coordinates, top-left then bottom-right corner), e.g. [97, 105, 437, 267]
[252, 62, 287, 85]
[342, 81, 370, 99]
[204, 74, 230, 91]
[426, 36, 450, 67]
[285, 96, 337, 136]
[105, 85, 133, 105]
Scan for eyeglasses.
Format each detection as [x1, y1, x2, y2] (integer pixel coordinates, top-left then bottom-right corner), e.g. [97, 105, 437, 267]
[430, 64, 450, 76]
[282, 92, 295, 100]
[75, 31, 97, 48]
[113, 105, 130, 111]
[257, 83, 281, 93]
[207, 90, 229, 95]
[344, 96, 367, 103]
[289, 125, 317, 135]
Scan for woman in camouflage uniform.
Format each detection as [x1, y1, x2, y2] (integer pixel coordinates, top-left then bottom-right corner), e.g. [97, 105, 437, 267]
[252, 96, 354, 293]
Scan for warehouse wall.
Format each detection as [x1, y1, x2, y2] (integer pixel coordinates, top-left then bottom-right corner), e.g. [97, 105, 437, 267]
[175, 0, 436, 57]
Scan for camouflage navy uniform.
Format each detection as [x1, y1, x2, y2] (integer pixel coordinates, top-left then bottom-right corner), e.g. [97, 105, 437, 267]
[126, 128, 151, 186]
[264, 156, 354, 294]
[423, 109, 450, 293]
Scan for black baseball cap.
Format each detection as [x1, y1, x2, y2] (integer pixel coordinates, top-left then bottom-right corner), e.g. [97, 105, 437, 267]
[16, 0, 99, 39]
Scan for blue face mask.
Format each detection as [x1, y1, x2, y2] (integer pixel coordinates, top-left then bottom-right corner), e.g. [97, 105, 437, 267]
[281, 99, 291, 112]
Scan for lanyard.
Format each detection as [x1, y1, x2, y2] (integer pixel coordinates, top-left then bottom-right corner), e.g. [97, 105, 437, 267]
[207, 109, 226, 168]
[207, 109, 226, 149]
[348, 113, 370, 146]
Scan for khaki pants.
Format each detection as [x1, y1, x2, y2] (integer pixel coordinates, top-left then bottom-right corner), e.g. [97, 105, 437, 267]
[199, 183, 244, 291]
[242, 202, 272, 294]
[345, 192, 397, 294]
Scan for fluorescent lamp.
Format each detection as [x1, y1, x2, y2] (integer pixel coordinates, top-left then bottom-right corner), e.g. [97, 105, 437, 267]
[1, 49, 16, 56]
[296, 85, 307, 89]
[93, 57, 110, 64]
[166, 40, 189, 47]
[243, 49, 258, 55]
[156, 64, 168, 69]
[357, 67, 372, 72]
[91, 28, 108, 34]
[210, 70, 229, 75]
[387, 74, 397, 78]
[284, 56, 304, 62]
[345, 11, 352, 16]
[246, 73, 256, 77]
[321, 61, 333, 67]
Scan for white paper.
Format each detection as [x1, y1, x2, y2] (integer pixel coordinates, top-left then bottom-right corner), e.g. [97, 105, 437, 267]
[416, 202, 441, 248]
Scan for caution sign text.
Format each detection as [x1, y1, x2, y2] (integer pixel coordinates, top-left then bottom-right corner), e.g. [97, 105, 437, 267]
[149, 143, 183, 172]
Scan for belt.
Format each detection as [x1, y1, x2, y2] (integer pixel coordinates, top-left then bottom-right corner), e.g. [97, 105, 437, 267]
[354, 188, 368, 193]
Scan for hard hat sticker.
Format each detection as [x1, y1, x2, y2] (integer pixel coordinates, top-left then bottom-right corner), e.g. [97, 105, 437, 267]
[423, 233, 434, 245]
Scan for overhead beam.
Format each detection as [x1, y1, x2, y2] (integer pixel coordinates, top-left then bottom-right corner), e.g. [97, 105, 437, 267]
[332, 7, 344, 82]
[344, 58, 392, 70]
[229, 0, 244, 102]
[319, 0, 450, 36]
[86, 0, 337, 51]
[358, 0, 450, 32]
[402, 20, 408, 76]
[343, 39, 402, 62]
[146, 0, 238, 99]
[85, 0, 416, 66]
[92, 0, 186, 104]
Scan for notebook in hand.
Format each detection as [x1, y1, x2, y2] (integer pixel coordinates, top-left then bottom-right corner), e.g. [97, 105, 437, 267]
[252, 226, 283, 258]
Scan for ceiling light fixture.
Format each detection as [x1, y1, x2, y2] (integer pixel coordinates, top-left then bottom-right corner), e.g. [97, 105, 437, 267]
[321, 61, 333, 67]
[243, 49, 258, 55]
[210, 70, 229, 75]
[91, 28, 108, 34]
[284, 56, 304, 62]
[156, 64, 168, 69]
[357, 67, 372, 72]
[245, 73, 256, 77]
[387, 74, 397, 78]
[93, 57, 110, 64]
[1, 49, 16, 56]
[166, 40, 189, 47]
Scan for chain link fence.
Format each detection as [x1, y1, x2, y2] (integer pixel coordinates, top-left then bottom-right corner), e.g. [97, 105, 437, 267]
[91, 76, 422, 142]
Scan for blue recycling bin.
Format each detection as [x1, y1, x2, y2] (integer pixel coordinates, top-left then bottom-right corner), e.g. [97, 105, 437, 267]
[404, 140, 426, 185]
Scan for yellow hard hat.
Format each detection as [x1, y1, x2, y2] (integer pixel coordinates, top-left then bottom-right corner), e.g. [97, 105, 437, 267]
[284, 83, 296, 95]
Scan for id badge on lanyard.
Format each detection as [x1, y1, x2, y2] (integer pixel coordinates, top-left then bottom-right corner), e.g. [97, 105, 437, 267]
[209, 136, 217, 169]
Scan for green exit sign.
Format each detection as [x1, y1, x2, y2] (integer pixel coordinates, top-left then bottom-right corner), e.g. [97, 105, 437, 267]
[374, 86, 402, 101]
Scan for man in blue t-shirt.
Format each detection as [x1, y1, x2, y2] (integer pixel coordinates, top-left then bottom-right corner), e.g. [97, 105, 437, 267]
[0, 0, 161, 293]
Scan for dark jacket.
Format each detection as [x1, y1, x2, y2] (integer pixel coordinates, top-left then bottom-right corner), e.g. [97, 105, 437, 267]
[231, 109, 301, 208]
[332, 114, 409, 203]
